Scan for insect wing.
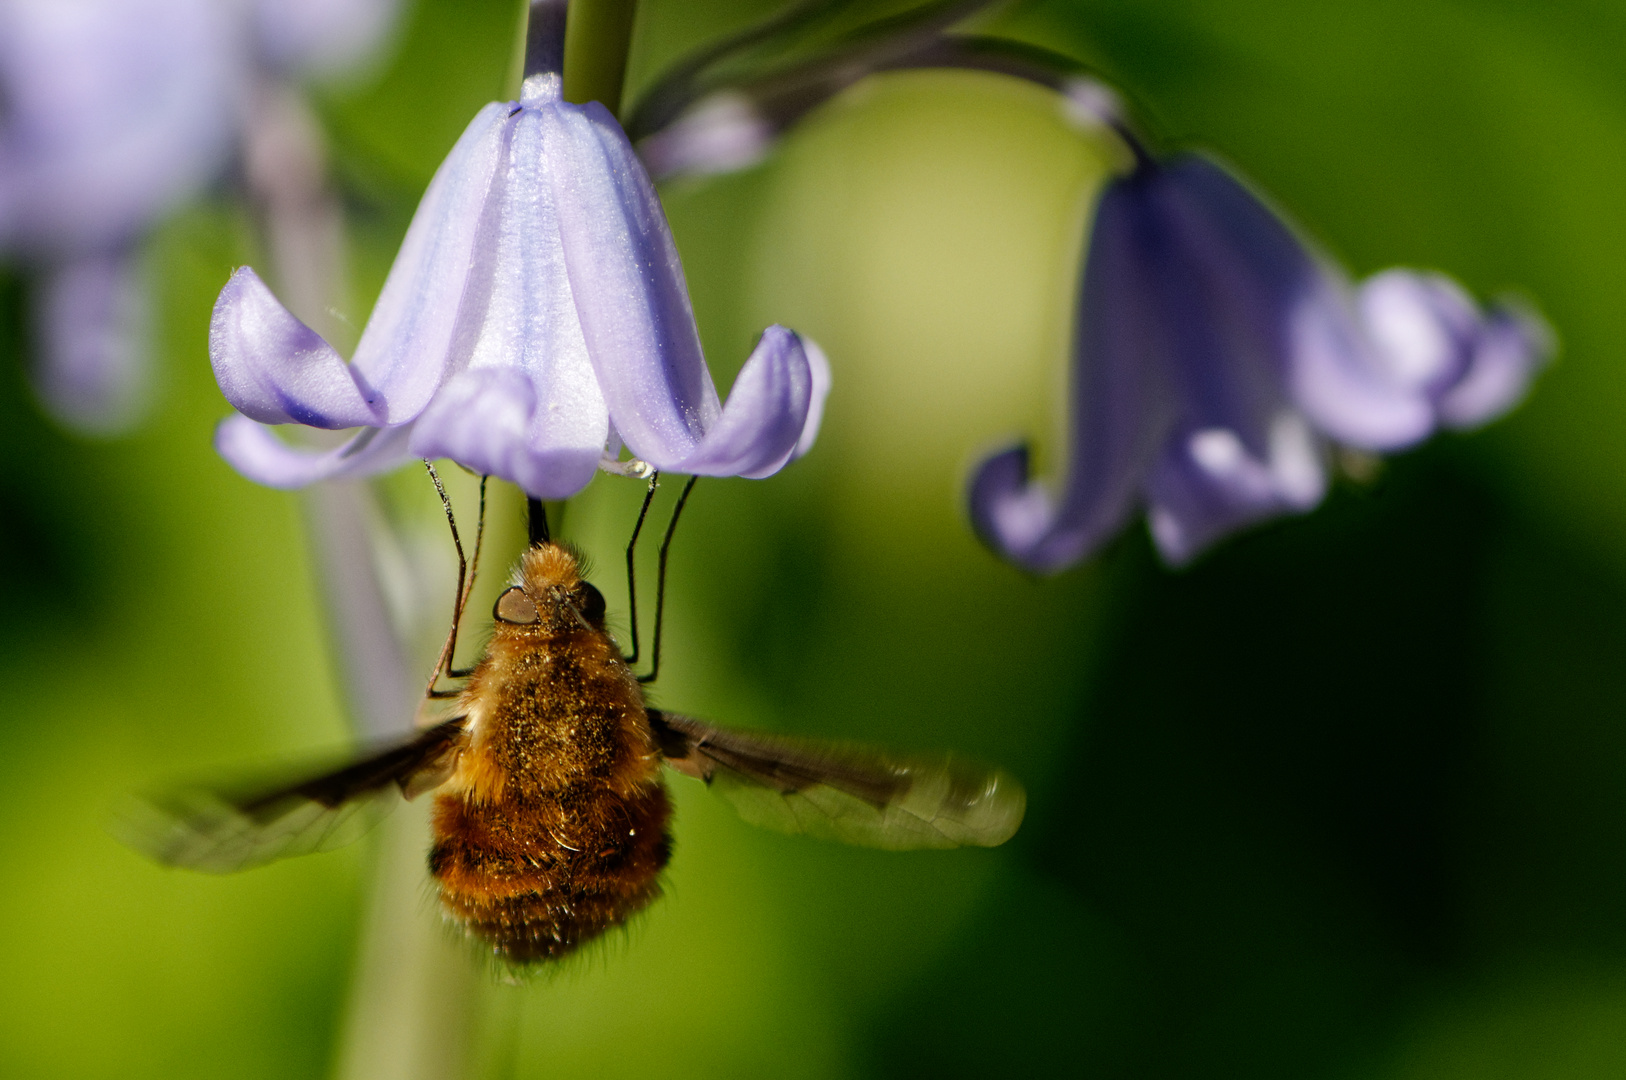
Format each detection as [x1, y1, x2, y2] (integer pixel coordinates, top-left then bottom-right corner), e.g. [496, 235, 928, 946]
[649, 710, 1025, 850]
[120, 718, 467, 874]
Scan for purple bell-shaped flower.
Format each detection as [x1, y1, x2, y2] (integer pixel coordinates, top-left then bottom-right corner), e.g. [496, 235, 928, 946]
[970, 153, 1548, 570]
[211, 71, 828, 497]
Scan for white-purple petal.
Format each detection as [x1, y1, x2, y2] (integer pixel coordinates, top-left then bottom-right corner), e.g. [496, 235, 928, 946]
[345, 101, 510, 424]
[792, 336, 832, 461]
[210, 267, 380, 428]
[30, 249, 151, 436]
[546, 100, 722, 461]
[215, 415, 415, 489]
[1358, 269, 1478, 394]
[1139, 158, 1313, 462]
[1437, 302, 1553, 429]
[446, 104, 606, 437]
[659, 325, 813, 478]
[1288, 282, 1436, 450]
[1145, 413, 1325, 565]
[409, 367, 605, 499]
[969, 164, 1187, 572]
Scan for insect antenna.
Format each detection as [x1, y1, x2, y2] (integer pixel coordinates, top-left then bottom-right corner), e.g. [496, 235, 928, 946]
[623, 472, 660, 666]
[424, 462, 489, 699]
[638, 474, 698, 685]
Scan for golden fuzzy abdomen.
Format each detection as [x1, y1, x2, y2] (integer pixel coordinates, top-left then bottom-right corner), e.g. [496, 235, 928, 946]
[429, 629, 672, 963]
[429, 784, 672, 962]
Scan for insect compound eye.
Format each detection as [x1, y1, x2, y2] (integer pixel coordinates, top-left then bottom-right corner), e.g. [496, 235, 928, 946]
[493, 586, 540, 625]
[575, 582, 606, 624]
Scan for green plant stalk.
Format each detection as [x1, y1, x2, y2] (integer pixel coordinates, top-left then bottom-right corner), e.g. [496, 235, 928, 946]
[562, 0, 638, 114]
[504, 0, 531, 99]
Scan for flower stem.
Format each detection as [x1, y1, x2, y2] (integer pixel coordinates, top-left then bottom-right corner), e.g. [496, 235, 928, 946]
[562, 0, 637, 115]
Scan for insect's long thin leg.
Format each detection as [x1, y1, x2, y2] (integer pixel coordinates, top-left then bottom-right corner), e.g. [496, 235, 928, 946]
[624, 472, 660, 666]
[445, 474, 489, 680]
[639, 474, 698, 685]
[424, 461, 473, 699]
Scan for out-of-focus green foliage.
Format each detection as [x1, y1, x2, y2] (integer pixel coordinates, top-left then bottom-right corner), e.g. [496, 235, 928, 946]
[3, 0, 1626, 1077]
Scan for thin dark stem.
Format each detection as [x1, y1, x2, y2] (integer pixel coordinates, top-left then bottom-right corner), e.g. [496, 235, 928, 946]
[624, 473, 660, 666]
[626, 0, 987, 141]
[630, 5, 1156, 177]
[624, 0, 857, 140]
[528, 497, 550, 546]
[524, 0, 568, 79]
[889, 36, 1153, 167]
[639, 474, 698, 685]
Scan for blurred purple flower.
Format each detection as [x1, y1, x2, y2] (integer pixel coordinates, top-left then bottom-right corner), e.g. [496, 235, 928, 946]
[31, 250, 152, 435]
[970, 153, 1549, 571]
[211, 73, 830, 498]
[0, 0, 400, 434]
[251, 0, 400, 78]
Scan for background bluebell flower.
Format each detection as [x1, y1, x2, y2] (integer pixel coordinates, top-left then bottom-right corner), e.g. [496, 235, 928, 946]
[29, 250, 151, 435]
[972, 153, 1549, 570]
[211, 72, 829, 498]
[0, 0, 400, 434]
[971, 155, 1333, 569]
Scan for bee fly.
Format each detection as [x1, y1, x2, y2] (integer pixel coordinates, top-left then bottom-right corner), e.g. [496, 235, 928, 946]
[129, 467, 1025, 964]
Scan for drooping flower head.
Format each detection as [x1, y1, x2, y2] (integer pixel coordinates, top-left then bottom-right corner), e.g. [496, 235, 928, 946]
[211, 71, 829, 497]
[970, 153, 1550, 570]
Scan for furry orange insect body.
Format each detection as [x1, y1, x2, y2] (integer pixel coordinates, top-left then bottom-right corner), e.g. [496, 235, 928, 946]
[429, 543, 672, 962]
[129, 512, 1026, 970]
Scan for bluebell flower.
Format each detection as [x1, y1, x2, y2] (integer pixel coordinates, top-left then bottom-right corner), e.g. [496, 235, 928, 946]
[0, 0, 399, 434]
[970, 153, 1549, 571]
[210, 72, 830, 498]
[30, 250, 152, 434]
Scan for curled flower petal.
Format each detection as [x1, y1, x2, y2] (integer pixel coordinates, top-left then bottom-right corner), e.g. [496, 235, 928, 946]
[210, 267, 380, 428]
[215, 415, 415, 489]
[409, 367, 605, 499]
[1437, 302, 1552, 430]
[30, 250, 151, 436]
[793, 337, 832, 461]
[1145, 414, 1325, 565]
[1288, 283, 1436, 451]
[969, 446, 1060, 562]
[1359, 269, 1478, 394]
[657, 325, 814, 478]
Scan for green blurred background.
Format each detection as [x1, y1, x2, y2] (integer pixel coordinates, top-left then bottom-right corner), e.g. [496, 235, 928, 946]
[4, 0, 1626, 1076]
